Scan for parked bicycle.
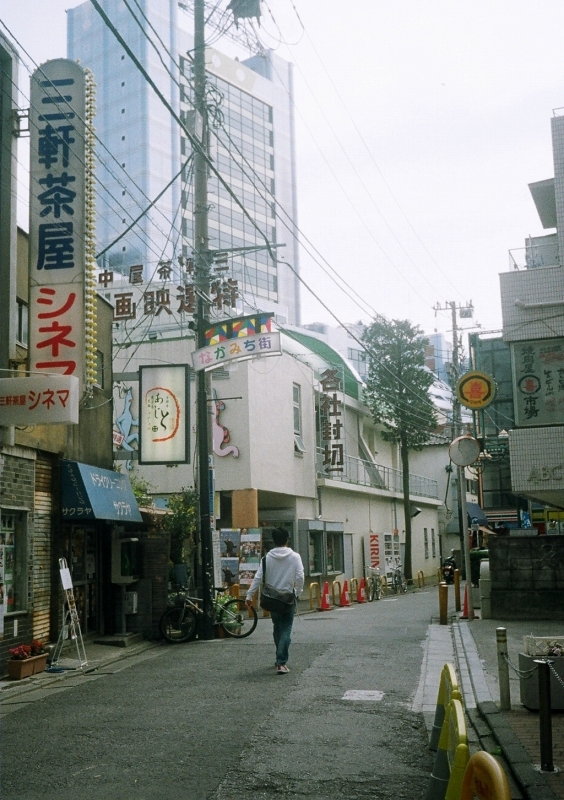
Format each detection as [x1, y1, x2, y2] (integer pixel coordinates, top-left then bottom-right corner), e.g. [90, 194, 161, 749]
[365, 567, 381, 601]
[390, 562, 408, 594]
[160, 586, 258, 643]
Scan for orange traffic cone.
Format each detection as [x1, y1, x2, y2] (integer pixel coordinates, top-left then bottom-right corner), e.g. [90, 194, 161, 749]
[340, 580, 351, 607]
[357, 577, 366, 603]
[461, 583, 478, 620]
[319, 581, 332, 610]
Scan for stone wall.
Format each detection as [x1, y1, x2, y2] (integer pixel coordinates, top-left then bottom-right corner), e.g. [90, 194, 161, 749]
[490, 535, 564, 619]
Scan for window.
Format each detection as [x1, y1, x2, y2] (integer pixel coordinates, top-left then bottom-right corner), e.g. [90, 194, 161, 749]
[293, 383, 305, 454]
[424, 528, 429, 559]
[16, 299, 28, 346]
[308, 531, 323, 574]
[326, 532, 344, 573]
[1, 511, 27, 612]
[431, 528, 436, 559]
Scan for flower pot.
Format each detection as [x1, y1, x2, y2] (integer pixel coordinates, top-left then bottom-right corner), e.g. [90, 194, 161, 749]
[7, 653, 49, 680]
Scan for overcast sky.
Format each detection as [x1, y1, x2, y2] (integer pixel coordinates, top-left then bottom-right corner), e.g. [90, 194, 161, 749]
[3, 1, 564, 346]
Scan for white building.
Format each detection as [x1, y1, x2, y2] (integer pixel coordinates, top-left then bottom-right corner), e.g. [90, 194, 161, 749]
[67, 0, 301, 324]
[113, 323, 442, 586]
[501, 111, 564, 511]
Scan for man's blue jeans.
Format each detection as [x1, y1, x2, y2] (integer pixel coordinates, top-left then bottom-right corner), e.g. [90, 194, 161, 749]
[271, 606, 295, 666]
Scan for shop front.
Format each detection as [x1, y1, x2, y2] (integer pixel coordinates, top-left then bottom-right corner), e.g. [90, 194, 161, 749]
[59, 460, 143, 635]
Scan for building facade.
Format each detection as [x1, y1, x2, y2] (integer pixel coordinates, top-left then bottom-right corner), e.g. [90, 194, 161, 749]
[67, 0, 301, 325]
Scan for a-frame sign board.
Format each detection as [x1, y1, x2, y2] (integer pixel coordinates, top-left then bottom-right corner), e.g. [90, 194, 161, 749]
[51, 558, 88, 669]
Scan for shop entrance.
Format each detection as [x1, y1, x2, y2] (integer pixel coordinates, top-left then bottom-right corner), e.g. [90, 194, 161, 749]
[66, 525, 100, 633]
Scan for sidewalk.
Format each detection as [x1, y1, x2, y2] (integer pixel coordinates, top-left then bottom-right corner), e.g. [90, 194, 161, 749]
[465, 617, 564, 800]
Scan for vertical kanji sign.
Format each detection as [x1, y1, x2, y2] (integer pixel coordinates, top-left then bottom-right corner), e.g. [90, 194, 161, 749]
[319, 367, 345, 475]
[29, 60, 96, 396]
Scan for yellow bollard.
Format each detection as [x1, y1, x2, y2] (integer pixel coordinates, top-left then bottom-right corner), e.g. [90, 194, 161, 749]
[380, 575, 388, 595]
[429, 663, 462, 751]
[350, 577, 358, 602]
[426, 697, 468, 800]
[460, 751, 511, 800]
[417, 570, 425, 588]
[439, 582, 448, 626]
[309, 582, 320, 611]
[332, 580, 342, 607]
[454, 569, 461, 612]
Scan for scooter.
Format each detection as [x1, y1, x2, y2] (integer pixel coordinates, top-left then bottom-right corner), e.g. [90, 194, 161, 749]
[441, 556, 457, 585]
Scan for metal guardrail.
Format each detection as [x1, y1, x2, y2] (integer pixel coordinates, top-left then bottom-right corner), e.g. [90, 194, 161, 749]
[316, 449, 438, 499]
[508, 243, 559, 271]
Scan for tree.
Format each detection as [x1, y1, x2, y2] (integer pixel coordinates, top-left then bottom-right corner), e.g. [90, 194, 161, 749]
[161, 489, 198, 565]
[363, 318, 437, 580]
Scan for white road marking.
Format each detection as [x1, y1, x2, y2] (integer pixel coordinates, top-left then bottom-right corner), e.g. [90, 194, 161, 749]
[342, 690, 385, 701]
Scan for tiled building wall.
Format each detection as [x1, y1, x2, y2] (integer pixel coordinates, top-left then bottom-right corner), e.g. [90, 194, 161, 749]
[509, 427, 564, 494]
[552, 114, 564, 257]
[500, 267, 564, 342]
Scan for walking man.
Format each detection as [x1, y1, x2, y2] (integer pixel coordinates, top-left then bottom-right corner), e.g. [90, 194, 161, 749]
[245, 527, 304, 674]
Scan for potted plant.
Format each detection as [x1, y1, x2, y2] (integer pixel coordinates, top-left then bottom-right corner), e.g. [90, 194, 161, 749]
[6, 640, 49, 680]
[519, 638, 564, 710]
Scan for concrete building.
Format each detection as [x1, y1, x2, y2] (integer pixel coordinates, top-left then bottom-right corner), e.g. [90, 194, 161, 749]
[112, 322, 443, 589]
[67, 0, 301, 325]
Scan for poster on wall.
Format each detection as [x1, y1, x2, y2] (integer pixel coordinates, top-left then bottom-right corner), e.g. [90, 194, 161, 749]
[240, 529, 261, 563]
[239, 563, 259, 592]
[220, 557, 239, 588]
[139, 364, 190, 464]
[220, 529, 240, 558]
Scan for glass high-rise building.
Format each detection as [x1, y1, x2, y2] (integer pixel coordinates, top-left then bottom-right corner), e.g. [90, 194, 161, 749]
[67, 0, 301, 324]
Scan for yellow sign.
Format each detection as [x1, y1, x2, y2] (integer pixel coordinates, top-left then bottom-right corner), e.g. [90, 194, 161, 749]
[456, 371, 496, 410]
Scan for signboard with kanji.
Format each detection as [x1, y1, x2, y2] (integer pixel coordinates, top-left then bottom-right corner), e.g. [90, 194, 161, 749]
[511, 338, 564, 427]
[0, 375, 79, 425]
[138, 365, 190, 464]
[192, 331, 281, 372]
[318, 367, 345, 475]
[456, 370, 496, 410]
[28, 60, 90, 395]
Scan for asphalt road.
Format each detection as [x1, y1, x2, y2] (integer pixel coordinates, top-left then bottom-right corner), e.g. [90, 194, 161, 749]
[1, 590, 437, 800]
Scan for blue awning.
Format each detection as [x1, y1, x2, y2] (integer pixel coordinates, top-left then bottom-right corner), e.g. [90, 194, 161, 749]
[61, 460, 143, 522]
[466, 502, 489, 527]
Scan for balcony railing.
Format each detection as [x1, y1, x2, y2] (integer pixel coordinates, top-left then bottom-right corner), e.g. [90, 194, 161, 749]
[316, 449, 438, 499]
[508, 243, 559, 271]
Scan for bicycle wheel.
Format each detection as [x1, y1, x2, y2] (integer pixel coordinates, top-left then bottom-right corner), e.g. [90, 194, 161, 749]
[366, 577, 375, 602]
[374, 577, 381, 601]
[391, 576, 399, 594]
[218, 598, 258, 638]
[400, 576, 408, 594]
[160, 606, 197, 643]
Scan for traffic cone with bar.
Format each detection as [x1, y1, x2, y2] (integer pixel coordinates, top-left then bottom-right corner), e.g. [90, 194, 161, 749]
[319, 581, 331, 610]
[340, 580, 351, 607]
[357, 577, 366, 603]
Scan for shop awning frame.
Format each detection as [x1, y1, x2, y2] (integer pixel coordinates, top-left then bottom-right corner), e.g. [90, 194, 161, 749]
[61, 460, 143, 522]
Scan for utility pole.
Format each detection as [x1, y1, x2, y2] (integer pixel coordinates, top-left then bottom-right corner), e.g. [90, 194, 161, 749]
[193, 0, 214, 639]
[435, 301, 475, 620]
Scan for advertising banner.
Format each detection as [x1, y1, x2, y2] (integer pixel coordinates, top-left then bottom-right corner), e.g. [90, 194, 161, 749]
[29, 60, 92, 395]
[139, 364, 190, 464]
[0, 375, 79, 425]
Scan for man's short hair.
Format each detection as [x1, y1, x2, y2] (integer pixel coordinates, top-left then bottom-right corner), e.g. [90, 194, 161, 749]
[272, 527, 290, 546]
